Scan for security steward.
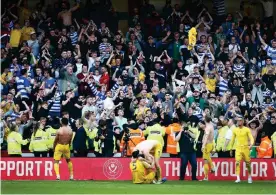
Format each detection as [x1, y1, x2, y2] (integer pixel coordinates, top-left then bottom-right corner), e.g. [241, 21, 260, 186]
[144, 119, 165, 148]
[165, 118, 182, 157]
[29, 121, 48, 157]
[7, 123, 29, 157]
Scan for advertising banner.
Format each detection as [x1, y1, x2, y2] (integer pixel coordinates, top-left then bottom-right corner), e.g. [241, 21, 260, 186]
[1, 158, 275, 180]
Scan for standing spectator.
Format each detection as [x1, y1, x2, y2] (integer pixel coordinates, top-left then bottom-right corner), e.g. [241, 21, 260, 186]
[73, 118, 88, 157]
[175, 122, 198, 181]
[58, 2, 79, 27]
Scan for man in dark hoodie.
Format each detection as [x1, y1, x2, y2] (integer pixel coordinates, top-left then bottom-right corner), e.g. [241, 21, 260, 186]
[73, 118, 88, 157]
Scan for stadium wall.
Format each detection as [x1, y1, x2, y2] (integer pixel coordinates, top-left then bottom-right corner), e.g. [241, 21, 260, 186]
[1, 158, 275, 181]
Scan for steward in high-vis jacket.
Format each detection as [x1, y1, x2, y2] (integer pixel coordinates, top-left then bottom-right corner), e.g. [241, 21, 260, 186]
[29, 121, 48, 157]
[7, 124, 29, 157]
[165, 118, 181, 157]
[45, 118, 60, 157]
[257, 132, 273, 158]
[144, 119, 165, 147]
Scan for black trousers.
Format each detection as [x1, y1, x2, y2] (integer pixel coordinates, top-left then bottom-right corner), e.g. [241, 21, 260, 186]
[74, 149, 88, 157]
[48, 149, 54, 157]
[179, 152, 197, 180]
[9, 154, 21, 157]
[34, 152, 48, 157]
[170, 154, 179, 158]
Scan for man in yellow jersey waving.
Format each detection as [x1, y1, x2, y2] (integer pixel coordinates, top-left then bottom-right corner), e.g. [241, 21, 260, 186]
[130, 153, 156, 184]
[229, 116, 254, 183]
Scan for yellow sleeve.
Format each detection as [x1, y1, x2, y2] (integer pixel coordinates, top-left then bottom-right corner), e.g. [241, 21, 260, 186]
[271, 132, 276, 154]
[1, 73, 7, 84]
[45, 129, 49, 148]
[43, 131, 49, 150]
[229, 129, 236, 150]
[161, 126, 165, 136]
[141, 161, 152, 169]
[213, 140, 216, 151]
[247, 128, 254, 145]
[15, 133, 28, 145]
[144, 127, 149, 136]
[29, 133, 34, 152]
[91, 128, 98, 139]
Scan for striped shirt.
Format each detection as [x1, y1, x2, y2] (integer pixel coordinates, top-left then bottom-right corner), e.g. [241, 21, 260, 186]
[48, 92, 62, 113]
[16, 76, 31, 99]
[196, 44, 213, 63]
[89, 83, 106, 100]
[9, 64, 22, 77]
[233, 63, 245, 74]
[264, 45, 276, 64]
[193, 107, 203, 121]
[69, 31, 78, 46]
[99, 43, 112, 59]
[213, 0, 226, 16]
[218, 76, 228, 96]
[262, 89, 271, 97]
[111, 83, 119, 92]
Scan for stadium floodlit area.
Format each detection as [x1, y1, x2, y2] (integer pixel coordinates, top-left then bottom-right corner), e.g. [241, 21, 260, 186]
[2, 181, 276, 194]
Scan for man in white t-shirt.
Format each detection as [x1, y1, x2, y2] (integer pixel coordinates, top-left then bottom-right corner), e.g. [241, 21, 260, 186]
[82, 96, 98, 116]
[115, 109, 128, 133]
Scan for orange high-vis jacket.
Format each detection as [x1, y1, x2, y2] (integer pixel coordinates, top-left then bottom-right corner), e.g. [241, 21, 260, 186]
[165, 123, 182, 154]
[257, 136, 273, 158]
[120, 129, 145, 156]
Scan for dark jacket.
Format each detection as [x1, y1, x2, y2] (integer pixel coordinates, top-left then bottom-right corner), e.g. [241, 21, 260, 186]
[176, 131, 196, 153]
[73, 127, 88, 151]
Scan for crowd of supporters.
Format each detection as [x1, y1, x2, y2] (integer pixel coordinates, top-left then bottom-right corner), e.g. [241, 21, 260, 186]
[1, 0, 276, 158]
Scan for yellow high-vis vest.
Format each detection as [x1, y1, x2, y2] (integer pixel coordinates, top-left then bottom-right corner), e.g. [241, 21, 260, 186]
[7, 131, 28, 155]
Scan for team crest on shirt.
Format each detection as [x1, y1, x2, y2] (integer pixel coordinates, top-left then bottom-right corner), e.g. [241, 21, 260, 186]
[103, 159, 123, 179]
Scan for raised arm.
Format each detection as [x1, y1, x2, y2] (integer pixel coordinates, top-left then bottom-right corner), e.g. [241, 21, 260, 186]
[69, 3, 80, 12]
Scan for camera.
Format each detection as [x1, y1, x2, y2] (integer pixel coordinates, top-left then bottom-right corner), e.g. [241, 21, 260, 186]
[122, 124, 130, 142]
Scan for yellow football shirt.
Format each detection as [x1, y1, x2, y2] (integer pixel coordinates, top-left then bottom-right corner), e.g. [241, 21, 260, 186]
[129, 160, 146, 184]
[230, 126, 254, 150]
[21, 26, 35, 41]
[205, 78, 217, 92]
[10, 29, 22, 47]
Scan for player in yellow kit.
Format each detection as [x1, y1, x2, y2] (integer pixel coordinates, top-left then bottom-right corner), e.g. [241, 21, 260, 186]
[53, 118, 74, 180]
[229, 116, 254, 183]
[130, 153, 156, 184]
[199, 116, 215, 181]
[133, 140, 166, 184]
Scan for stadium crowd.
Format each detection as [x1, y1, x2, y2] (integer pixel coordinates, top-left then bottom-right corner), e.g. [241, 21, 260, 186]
[1, 0, 276, 159]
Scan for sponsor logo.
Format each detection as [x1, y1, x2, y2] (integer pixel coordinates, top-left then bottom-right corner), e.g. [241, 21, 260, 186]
[103, 159, 123, 179]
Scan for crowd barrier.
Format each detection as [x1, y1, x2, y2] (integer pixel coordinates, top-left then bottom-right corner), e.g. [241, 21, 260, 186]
[1, 158, 275, 180]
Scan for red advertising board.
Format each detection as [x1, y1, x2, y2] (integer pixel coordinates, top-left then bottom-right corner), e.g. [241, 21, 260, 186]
[1, 158, 275, 180]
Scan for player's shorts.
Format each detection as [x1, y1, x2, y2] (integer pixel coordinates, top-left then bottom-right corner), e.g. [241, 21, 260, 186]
[143, 170, 156, 184]
[203, 143, 213, 160]
[235, 147, 250, 162]
[153, 143, 162, 159]
[54, 144, 70, 161]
